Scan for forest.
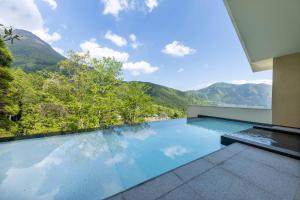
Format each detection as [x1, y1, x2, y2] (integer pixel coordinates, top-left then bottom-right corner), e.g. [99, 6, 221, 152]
[0, 33, 183, 137]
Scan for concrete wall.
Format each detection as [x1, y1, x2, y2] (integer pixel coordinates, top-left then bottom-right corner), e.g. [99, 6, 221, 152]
[272, 52, 300, 128]
[187, 105, 272, 124]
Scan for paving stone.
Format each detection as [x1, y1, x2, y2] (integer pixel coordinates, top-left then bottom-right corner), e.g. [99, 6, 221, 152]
[225, 143, 248, 154]
[111, 146, 300, 200]
[204, 148, 235, 165]
[174, 159, 214, 181]
[221, 155, 300, 200]
[187, 167, 279, 200]
[122, 172, 183, 200]
[157, 184, 203, 200]
[239, 146, 300, 178]
[294, 184, 300, 200]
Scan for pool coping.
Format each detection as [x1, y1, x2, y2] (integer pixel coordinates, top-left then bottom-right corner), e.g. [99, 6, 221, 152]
[0, 116, 256, 143]
[253, 125, 300, 135]
[0, 118, 187, 143]
[221, 134, 300, 160]
[195, 115, 271, 126]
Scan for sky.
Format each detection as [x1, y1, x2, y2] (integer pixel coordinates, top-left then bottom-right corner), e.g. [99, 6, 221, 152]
[0, 0, 272, 91]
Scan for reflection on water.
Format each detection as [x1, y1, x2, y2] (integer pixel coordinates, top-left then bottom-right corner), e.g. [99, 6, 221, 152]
[0, 118, 252, 200]
[231, 128, 300, 152]
[187, 117, 252, 134]
[230, 131, 276, 145]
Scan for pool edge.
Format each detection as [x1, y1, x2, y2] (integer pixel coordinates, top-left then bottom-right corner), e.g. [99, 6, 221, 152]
[221, 134, 300, 160]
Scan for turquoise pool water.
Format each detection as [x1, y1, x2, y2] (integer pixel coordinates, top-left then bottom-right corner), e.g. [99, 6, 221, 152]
[0, 118, 252, 200]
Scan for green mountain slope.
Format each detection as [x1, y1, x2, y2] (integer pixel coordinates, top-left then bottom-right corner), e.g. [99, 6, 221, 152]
[188, 82, 272, 108]
[6, 30, 271, 110]
[6, 29, 65, 72]
[134, 81, 207, 110]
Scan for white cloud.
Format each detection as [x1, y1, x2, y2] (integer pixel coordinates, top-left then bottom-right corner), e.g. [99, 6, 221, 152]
[34, 28, 61, 43]
[105, 153, 126, 166]
[42, 0, 57, 10]
[129, 34, 141, 49]
[100, 0, 159, 17]
[177, 68, 184, 73]
[53, 47, 64, 55]
[122, 129, 156, 140]
[105, 30, 127, 47]
[35, 156, 62, 168]
[162, 41, 196, 57]
[129, 34, 136, 42]
[231, 79, 272, 85]
[80, 38, 129, 62]
[0, 0, 61, 44]
[101, 0, 129, 17]
[123, 61, 158, 76]
[145, 0, 158, 12]
[161, 145, 190, 159]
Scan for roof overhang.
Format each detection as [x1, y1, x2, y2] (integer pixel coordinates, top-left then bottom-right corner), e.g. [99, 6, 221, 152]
[224, 0, 300, 72]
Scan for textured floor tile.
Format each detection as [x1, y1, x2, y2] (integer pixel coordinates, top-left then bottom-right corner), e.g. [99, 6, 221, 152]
[187, 167, 279, 200]
[122, 172, 183, 200]
[225, 143, 248, 154]
[157, 184, 203, 200]
[221, 155, 300, 200]
[239, 146, 300, 178]
[204, 149, 235, 165]
[174, 159, 214, 181]
[294, 184, 300, 200]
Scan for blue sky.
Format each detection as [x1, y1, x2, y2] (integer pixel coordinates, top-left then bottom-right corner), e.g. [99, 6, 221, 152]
[0, 0, 272, 90]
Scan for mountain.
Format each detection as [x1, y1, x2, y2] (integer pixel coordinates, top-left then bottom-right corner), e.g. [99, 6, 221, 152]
[188, 82, 272, 108]
[6, 29, 65, 72]
[6, 30, 271, 109]
[134, 82, 207, 110]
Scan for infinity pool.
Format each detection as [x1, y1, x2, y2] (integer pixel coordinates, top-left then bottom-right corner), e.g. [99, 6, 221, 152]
[0, 118, 252, 200]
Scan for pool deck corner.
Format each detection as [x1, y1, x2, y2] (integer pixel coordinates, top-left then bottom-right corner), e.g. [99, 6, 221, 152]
[106, 143, 300, 200]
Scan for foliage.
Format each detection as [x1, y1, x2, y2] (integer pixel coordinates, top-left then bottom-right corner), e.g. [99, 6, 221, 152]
[0, 24, 21, 44]
[0, 29, 207, 137]
[0, 29, 14, 135]
[1, 52, 171, 136]
[119, 82, 155, 124]
[138, 81, 207, 110]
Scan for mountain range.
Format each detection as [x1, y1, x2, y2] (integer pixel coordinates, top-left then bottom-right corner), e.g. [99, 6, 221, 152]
[188, 82, 272, 108]
[6, 29, 272, 109]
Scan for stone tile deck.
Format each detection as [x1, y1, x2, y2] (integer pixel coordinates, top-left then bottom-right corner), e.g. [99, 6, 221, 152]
[106, 143, 300, 200]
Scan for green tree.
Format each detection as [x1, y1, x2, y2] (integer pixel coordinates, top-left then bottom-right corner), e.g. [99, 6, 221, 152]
[58, 52, 123, 129]
[1, 49, 187, 137]
[0, 27, 15, 135]
[119, 82, 155, 124]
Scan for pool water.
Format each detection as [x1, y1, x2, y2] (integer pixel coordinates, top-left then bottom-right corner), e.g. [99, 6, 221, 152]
[0, 118, 252, 200]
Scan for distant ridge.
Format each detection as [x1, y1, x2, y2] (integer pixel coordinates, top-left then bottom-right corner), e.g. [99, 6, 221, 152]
[188, 82, 272, 108]
[132, 81, 206, 110]
[6, 29, 272, 109]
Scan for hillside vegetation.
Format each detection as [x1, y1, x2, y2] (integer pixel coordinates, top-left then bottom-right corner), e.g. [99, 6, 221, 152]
[2, 52, 187, 137]
[1, 29, 273, 138]
[5, 29, 206, 113]
[134, 81, 207, 110]
[6, 29, 65, 72]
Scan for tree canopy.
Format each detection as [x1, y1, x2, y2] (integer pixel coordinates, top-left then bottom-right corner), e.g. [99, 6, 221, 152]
[0, 50, 184, 137]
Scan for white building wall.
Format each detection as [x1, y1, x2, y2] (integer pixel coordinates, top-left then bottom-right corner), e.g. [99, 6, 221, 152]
[187, 105, 272, 124]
